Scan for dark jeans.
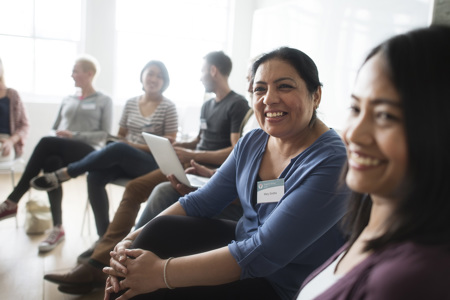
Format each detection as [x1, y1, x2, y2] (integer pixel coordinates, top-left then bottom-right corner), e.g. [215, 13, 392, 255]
[111, 216, 280, 300]
[66, 142, 159, 236]
[7, 136, 95, 225]
[89, 169, 168, 266]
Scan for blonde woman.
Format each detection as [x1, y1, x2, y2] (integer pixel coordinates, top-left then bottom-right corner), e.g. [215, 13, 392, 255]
[0, 56, 113, 253]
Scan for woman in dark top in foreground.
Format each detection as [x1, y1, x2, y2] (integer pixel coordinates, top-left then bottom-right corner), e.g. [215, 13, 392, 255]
[297, 25, 450, 300]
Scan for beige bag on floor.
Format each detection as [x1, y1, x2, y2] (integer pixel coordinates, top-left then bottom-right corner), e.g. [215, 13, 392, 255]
[25, 197, 52, 234]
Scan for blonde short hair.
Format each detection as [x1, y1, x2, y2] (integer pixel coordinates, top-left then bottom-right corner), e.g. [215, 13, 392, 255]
[75, 54, 100, 77]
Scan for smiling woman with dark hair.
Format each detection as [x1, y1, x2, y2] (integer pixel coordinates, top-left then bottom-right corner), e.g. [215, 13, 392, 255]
[296, 25, 450, 300]
[100, 47, 349, 300]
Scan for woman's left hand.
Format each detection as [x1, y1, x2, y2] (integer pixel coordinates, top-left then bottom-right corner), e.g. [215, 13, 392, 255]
[167, 174, 197, 196]
[55, 130, 73, 138]
[103, 249, 166, 299]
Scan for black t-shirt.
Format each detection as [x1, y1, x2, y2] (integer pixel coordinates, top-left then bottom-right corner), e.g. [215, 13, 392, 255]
[197, 91, 249, 151]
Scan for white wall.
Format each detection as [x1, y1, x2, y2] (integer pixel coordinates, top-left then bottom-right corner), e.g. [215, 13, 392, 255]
[227, 0, 257, 95]
[84, 0, 117, 98]
[249, 0, 433, 130]
[18, 0, 434, 171]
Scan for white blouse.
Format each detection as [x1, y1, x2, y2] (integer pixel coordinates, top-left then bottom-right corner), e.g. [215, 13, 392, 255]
[296, 252, 346, 300]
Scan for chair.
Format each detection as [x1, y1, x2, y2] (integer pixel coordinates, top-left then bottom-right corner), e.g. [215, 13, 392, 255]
[81, 177, 130, 235]
[0, 158, 25, 227]
[0, 158, 24, 188]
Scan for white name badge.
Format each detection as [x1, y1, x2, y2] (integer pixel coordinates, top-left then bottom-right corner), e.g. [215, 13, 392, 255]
[256, 178, 285, 204]
[200, 119, 208, 130]
[81, 102, 96, 110]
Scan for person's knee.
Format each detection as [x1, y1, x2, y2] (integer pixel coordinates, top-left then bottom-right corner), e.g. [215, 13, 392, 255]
[124, 175, 154, 195]
[37, 136, 54, 146]
[34, 136, 54, 152]
[136, 184, 177, 226]
[123, 170, 168, 202]
[105, 142, 128, 153]
[145, 215, 171, 231]
[132, 216, 171, 249]
[124, 178, 142, 193]
[153, 182, 177, 198]
[149, 183, 179, 209]
[43, 155, 64, 172]
[87, 171, 109, 185]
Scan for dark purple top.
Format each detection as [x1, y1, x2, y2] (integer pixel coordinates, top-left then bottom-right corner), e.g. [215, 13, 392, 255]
[296, 241, 450, 299]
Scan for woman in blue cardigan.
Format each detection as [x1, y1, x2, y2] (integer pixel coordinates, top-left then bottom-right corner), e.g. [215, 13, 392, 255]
[103, 47, 350, 300]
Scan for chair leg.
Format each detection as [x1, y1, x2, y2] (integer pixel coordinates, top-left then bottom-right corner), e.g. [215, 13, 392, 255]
[9, 169, 18, 228]
[10, 169, 15, 187]
[81, 198, 91, 236]
[80, 179, 128, 236]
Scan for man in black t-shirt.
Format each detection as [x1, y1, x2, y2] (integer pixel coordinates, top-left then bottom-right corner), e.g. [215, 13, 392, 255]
[173, 51, 250, 168]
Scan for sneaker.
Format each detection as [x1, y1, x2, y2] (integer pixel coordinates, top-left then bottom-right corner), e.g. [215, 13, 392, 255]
[30, 172, 60, 191]
[39, 225, 65, 252]
[0, 201, 17, 221]
[77, 238, 101, 264]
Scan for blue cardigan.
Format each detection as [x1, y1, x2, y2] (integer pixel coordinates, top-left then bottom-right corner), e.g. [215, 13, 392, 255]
[180, 128, 349, 299]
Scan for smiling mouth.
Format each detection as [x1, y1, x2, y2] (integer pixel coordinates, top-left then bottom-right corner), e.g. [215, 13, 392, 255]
[265, 112, 287, 118]
[349, 152, 382, 167]
[147, 83, 159, 89]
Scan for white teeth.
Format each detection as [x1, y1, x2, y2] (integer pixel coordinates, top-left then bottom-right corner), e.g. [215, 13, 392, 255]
[266, 112, 285, 117]
[350, 152, 381, 166]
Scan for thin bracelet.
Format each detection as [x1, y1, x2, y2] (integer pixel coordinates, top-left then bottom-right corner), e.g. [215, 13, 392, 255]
[164, 257, 175, 289]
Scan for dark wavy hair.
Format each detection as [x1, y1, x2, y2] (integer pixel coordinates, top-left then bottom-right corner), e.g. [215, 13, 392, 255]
[140, 60, 170, 92]
[342, 25, 450, 250]
[251, 47, 322, 126]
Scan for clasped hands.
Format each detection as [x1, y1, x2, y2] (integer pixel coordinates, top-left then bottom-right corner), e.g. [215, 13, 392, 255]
[103, 239, 165, 300]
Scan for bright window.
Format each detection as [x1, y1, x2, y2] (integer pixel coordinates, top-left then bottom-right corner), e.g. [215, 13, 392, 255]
[114, 0, 233, 136]
[0, 0, 83, 98]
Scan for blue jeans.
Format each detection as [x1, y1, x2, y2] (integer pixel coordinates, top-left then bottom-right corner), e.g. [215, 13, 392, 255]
[135, 182, 243, 229]
[67, 142, 158, 236]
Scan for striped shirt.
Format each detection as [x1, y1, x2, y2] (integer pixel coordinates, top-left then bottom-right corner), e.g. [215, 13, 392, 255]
[119, 96, 178, 145]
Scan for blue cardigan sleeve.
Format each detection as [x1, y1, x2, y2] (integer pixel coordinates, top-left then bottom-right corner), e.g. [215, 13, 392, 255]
[231, 149, 347, 278]
[179, 144, 240, 217]
[180, 129, 348, 280]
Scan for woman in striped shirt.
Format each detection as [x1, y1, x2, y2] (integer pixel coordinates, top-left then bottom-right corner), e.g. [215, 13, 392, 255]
[31, 60, 178, 243]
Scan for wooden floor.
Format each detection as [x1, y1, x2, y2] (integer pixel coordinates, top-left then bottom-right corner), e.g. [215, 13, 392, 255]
[0, 173, 126, 300]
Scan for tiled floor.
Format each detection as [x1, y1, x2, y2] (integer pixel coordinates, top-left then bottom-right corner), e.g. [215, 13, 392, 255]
[0, 173, 125, 300]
